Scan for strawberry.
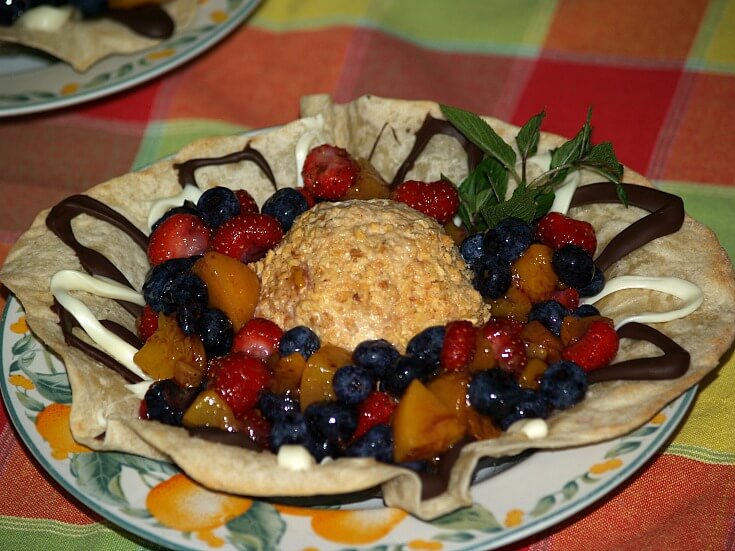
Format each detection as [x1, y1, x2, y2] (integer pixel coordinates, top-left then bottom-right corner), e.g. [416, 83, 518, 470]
[536, 212, 597, 256]
[481, 318, 528, 374]
[440, 320, 476, 372]
[392, 180, 460, 224]
[232, 317, 284, 362]
[147, 213, 210, 266]
[235, 189, 259, 214]
[297, 187, 316, 208]
[353, 390, 397, 440]
[551, 287, 580, 310]
[301, 144, 360, 201]
[212, 353, 273, 418]
[562, 320, 619, 372]
[210, 213, 284, 263]
[136, 305, 159, 342]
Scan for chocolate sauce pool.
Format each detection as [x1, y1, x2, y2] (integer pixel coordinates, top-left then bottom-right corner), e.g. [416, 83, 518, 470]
[42, 117, 696, 502]
[107, 5, 175, 40]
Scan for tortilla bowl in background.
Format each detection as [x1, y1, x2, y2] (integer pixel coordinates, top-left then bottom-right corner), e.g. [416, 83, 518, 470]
[1, 95, 734, 520]
[0, 0, 197, 72]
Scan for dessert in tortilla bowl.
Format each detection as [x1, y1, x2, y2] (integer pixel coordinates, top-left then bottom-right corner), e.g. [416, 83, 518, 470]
[1, 95, 733, 520]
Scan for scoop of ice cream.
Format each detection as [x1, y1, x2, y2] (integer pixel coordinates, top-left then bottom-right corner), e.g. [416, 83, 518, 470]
[254, 199, 487, 351]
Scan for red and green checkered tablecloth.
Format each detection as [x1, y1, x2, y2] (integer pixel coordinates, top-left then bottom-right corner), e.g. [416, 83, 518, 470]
[1, 1, 734, 549]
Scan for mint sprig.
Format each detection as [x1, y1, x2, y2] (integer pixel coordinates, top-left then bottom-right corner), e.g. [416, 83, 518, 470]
[440, 104, 627, 232]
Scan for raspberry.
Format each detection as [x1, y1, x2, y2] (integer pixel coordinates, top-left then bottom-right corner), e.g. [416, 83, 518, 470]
[301, 144, 360, 201]
[551, 287, 580, 310]
[536, 212, 597, 256]
[232, 317, 284, 362]
[212, 353, 272, 418]
[235, 189, 259, 214]
[480, 319, 528, 374]
[392, 180, 460, 224]
[147, 213, 210, 266]
[210, 212, 284, 263]
[562, 320, 619, 372]
[136, 305, 159, 342]
[353, 391, 397, 440]
[440, 320, 476, 372]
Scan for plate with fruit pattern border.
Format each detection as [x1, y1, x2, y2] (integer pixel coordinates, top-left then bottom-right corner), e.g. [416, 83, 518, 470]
[0, 294, 696, 550]
[0, 0, 261, 117]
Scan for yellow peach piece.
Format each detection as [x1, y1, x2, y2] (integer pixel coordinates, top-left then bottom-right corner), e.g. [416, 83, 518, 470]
[192, 251, 260, 331]
[182, 389, 242, 432]
[134, 314, 206, 381]
[300, 344, 352, 410]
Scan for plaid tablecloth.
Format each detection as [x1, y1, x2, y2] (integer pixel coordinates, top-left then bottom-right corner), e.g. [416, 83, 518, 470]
[1, 1, 734, 549]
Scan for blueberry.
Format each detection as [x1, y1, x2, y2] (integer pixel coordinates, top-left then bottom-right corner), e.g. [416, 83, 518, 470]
[382, 354, 434, 397]
[150, 201, 198, 232]
[573, 304, 601, 318]
[489, 217, 534, 263]
[279, 326, 320, 359]
[197, 307, 233, 357]
[163, 272, 207, 317]
[258, 392, 300, 423]
[261, 188, 308, 232]
[142, 257, 200, 314]
[333, 365, 374, 405]
[69, 0, 108, 17]
[540, 360, 588, 410]
[304, 401, 357, 445]
[197, 186, 240, 228]
[176, 302, 203, 335]
[352, 339, 400, 380]
[306, 437, 341, 462]
[406, 326, 445, 366]
[528, 300, 570, 336]
[459, 233, 485, 269]
[268, 410, 310, 451]
[474, 253, 512, 299]
[468, 368, 523, 422]
[552, 245, 594, 289]
[400, 460, 429, 472]
[579, 266, 606, 297]
[144, 379, 198, 426]
[498, 388, 548, 430]
[346, 424, 394, 463]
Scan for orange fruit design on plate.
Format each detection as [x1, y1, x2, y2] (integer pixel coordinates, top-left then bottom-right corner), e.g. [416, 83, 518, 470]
[35, 403, 92, 460]
[10, 316, 28, 334]
[146, 473, 252, 547]
[273, 506, 407, 545]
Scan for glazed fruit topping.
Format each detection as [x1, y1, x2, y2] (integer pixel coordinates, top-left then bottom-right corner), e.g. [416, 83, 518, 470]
[392, 179, 460, 224]
[536, 212, 597, 256]
[148, 213, 210, 266]
[210, 213, 284, 264]
[301, 144, 360, 201]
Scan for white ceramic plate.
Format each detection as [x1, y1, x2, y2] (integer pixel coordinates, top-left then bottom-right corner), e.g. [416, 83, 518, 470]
[0, 295, 695, 550]
[0, 0, 261, 117]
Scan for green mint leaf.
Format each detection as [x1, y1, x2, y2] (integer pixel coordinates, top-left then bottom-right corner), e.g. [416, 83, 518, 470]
[579, 142, 624, 182]
[549, 108, 593, 173]
[516, 110, 545, 163]
[440, 104, 518, 172]
[457, 157, 508, 232]
[481, 185, 537, 226]
[532, 189, 555, 219]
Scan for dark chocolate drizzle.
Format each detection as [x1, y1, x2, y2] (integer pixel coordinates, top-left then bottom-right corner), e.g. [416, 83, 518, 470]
[174, 144, 277, 191]
[588, 322, 690, 384]
[571, 182, 685, 272]
[390, 115, 484, 186]
[107, 5, 175, 40]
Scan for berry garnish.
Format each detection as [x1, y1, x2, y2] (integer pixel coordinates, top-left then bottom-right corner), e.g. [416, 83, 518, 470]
[353, 391, 397, 440]
[333, 364, 374, 405]
[498, 388, 548, 430]
[573, 304, 600, 318]
[440, 320, 476, 372]
[144, 379, 198, 426]
[136, 305, 159, 342]
[197, 186, 241, 228]
[480, 319, 528, 374]
[536, 212, 597, 256]
[147, 213, 210, 266]
[552, 244, 594, 289]
[301, 144, 360, 201]
[528, 300, 570, 336]
[539, 360, 588, 409]
[468, 368, 522, 423]
[459, 232, 485, 269]
[487, 217, 534, 263]
[197, 307, 234, 357]
[232, 317, 283, 362]
[235, 189, 259, 214]
[151, 201, 198, 232]
[268, 410, 310, 451]
[579, 266, 606, 297]
[212, 353, 272, 418]
[392, 179, 460, 224]
[562, 320, 619, 372]
[304, 400, 357, 446]
[406, 325, 446, 366]
[142, 256, 200, 314]
[261, 187, 308, 231]
[279, 326, 320, 359]
[346, 424, 394, 463]
[258, 392, 300, 423]
[382, 354, 435, 397]
[210, 213, 284, 263]
[473, 253, 512, 299]
[551, 287, 580, 310]
[352, 339, 400, 380]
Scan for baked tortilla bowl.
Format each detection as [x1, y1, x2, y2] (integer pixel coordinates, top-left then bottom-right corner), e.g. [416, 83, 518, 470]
[1, 95, 734, 520]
